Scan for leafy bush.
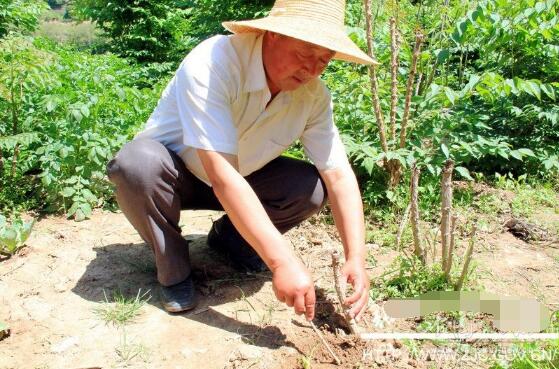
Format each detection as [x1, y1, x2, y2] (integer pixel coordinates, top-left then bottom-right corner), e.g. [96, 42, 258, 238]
[325, 0, 559, 211]
[0, 36, 161, 219]
[0, 0, 47, 37]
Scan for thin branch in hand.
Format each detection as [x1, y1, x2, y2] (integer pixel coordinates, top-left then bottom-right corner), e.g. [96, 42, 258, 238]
[331, 250, 359, 335]
[399, 30, 425, 149]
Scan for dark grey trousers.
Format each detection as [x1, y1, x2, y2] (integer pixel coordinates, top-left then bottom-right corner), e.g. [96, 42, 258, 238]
[106, 138, 327, 286]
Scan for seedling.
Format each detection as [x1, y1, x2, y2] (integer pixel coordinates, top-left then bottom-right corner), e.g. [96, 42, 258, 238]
[0, 214, 34, 257]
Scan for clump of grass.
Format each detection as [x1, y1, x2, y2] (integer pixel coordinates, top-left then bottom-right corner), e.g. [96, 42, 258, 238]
[94, 289, 151, 326]
[115, 329, 149, 365]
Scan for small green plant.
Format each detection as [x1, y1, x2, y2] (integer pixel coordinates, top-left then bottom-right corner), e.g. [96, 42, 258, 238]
[298, 344, 319, 369]
[94, 289, 150, 326]
[0, 214, 34, 257]
[115, 328, 149, 364]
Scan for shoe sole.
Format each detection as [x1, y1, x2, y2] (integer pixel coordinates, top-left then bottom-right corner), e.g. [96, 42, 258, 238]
[162, 301, 198, 313]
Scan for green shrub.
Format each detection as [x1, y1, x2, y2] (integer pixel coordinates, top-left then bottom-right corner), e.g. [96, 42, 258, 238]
[0, 36, 161, 219]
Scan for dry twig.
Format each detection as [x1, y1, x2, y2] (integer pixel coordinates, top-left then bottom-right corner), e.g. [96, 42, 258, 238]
[309, 320, 341, 365]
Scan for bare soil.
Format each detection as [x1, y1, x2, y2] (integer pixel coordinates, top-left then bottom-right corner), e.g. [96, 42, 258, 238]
[1, 197, 558, 369]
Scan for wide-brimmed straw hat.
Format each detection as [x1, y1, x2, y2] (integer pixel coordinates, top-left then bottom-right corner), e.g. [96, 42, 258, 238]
[222, 0, 378, 65]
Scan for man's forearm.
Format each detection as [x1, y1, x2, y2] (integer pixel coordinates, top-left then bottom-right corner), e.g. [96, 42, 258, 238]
[321, 168, 366, 262]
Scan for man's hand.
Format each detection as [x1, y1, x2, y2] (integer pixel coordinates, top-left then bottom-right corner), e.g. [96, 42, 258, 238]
[271, 257, 316, 321]
[341, 258, 370, 321]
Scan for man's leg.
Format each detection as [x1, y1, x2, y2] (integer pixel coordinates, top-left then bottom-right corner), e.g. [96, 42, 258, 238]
[106, 138, 220, 311]
[208, 156, 327, 271]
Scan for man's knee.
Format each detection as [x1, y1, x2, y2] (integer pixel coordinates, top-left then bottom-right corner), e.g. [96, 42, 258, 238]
[289, 164, 328, 216]
[106, 139, 170, 189]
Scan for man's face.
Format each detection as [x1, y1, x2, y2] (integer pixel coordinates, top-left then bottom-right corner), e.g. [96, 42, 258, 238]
[262, 32, 335, 95]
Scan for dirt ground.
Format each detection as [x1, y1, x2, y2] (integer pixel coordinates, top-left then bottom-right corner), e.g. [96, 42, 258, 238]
[1, 202, 558, 369]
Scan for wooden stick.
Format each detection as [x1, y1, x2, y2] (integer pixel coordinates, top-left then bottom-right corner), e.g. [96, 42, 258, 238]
[310, 320, 341, 365]
[440, 159, 454, 275]
[455, 224, 476, 291]
[410, 162, 425, 263]
[331, 250, 359, 335]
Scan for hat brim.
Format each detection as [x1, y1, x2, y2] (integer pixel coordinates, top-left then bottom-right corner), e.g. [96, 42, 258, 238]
[222, 18, 379, 66]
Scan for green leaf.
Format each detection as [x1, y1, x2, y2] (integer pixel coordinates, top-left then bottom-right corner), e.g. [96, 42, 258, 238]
[80, 105, 90, 118]
[81, 189, 97, 203]
[510, 150, 523, 161]
[435, 49, 450, 64]
[444, 87, 458, 105]
[518, 148, 536, 157]
[72, 109, 83, 122]
[441, 144, 450, 159]
[455, 166, 474, 181]
[60, 187, 75, 197]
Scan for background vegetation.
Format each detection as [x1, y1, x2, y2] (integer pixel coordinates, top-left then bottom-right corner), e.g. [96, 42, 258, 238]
[1, 0, 556, 221]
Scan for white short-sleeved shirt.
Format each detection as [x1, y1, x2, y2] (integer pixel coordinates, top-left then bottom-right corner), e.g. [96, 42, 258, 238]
[135, 32, 350, 185]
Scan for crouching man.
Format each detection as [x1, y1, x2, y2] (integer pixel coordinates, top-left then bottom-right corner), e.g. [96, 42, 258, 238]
[107, 0, 377, 321]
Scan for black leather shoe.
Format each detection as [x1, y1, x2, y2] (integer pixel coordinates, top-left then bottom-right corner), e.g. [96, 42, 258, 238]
[160, 276, 197, 313]
[207, 216, 269, 273]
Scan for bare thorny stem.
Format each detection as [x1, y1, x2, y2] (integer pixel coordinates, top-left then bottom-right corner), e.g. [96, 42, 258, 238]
[399, 30, 425, 149]
[440, 159, 454, 276]
[395, 203, 411, 250]
[389, 17, 400, 144]
[410, 162, 425, 263]
[455, 224, 476, 291]
[363, 0, 388, 154]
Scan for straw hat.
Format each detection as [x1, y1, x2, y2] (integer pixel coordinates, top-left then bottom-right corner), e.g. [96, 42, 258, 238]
[222, 0, 378, 65]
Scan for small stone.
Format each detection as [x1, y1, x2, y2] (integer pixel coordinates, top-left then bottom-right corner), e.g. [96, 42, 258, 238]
[367, 243, 380, 250]
[392, 339, 402, 349]
[51, 336, 79, 353]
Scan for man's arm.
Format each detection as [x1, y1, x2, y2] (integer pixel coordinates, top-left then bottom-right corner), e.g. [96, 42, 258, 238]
[319, 165, 370, 321]
[197, 149, 317, 320]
